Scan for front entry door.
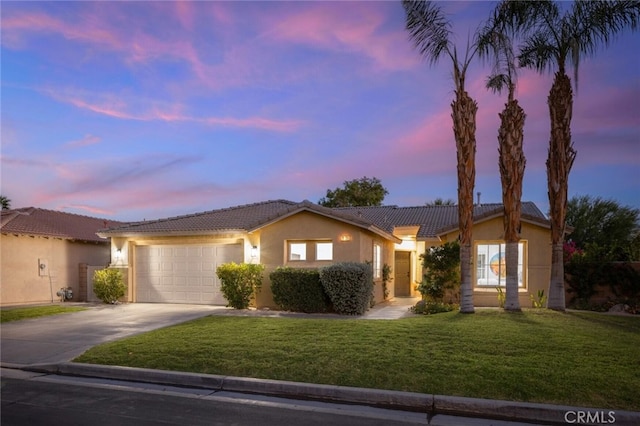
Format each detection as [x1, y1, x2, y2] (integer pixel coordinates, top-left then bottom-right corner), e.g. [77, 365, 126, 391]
[395, 251, 411, 297]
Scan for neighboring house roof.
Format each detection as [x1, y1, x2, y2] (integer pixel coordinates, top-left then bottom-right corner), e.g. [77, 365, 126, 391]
[0, 207, 123, 244]
[97, 200, 401, 242]
[337, 202, 548, 239]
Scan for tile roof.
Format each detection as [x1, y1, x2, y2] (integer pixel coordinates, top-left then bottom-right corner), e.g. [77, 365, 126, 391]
[0, 207, 124, 243]
[97, 199, 548, 241]
[98, 200, 298, 235]
[337, 202, 547, 239]
[98, 200, 400, 241]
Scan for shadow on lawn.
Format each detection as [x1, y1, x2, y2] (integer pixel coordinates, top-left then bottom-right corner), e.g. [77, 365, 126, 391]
[567, 311, 640, 335]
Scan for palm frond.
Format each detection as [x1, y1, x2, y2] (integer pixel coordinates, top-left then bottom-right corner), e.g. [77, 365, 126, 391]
[495, 0, 560, 35]
[568, 0, 640, 88]
[402, 0, 453, 65]
[518, 31, 560, 74]
[486, 73, 510, 95]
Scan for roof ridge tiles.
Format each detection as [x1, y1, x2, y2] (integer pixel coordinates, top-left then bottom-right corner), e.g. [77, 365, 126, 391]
[106, 199, 298, 231]
[2, 206, 117, 223]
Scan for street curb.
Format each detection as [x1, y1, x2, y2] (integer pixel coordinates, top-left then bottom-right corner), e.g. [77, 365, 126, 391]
[20, 362, 640, 426]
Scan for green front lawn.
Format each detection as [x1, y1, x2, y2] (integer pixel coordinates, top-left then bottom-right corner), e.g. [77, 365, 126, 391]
[1, 305, 87, 323]
[74, 310, 640, 410]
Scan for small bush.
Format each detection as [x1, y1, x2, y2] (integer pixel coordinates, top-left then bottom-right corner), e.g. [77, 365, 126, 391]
[410, 300, 458, 315]
[320, 262, 373, 315]
[93, 269, 126, 304]
[216, 263, 264, 309]
[419, 242, 460, 302]
[270, 267, 331, 313]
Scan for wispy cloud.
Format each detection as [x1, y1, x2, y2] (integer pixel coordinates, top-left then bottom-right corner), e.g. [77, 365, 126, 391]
[42, 88, 304, 132]
[262, 3, 418, 72]
[64, 134, 101, 148]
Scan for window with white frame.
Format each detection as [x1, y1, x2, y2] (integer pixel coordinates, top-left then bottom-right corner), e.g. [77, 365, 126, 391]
[475, 242, 525, 287]
[289, 242, 307, 261]
[288, 241, 334, 262]
[316, 242, 333, 260]
[373, 243, 382, 279]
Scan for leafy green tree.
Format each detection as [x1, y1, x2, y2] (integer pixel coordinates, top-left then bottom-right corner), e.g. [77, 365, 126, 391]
[318, 176, 388, 207]
[495, 0, 640, 310]
[566, 195, 639, 261]
[0, 195, 11, 210]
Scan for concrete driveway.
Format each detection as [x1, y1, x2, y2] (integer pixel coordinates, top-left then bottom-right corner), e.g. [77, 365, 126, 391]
[1, 298, 419, 367]
[1, 303, 225, 366]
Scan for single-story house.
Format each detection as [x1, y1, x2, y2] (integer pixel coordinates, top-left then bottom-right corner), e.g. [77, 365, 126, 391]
[97, 199, 552, 308]
[0, 208, 121, 306]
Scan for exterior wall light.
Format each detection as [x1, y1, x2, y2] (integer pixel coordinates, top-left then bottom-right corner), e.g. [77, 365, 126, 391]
[251, 246, 258, 258]
[339, 233, 352, 242]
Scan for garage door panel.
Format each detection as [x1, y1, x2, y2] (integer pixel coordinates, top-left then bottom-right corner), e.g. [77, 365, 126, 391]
[136, 244, 242, 304]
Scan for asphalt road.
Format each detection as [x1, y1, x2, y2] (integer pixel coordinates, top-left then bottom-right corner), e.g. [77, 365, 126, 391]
[0, 370, 428, 426]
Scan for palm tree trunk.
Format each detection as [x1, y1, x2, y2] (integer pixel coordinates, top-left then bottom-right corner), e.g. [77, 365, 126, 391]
[452, 90, 477, 314]
[546, 71, 576, 311]
[499, 98, 526, 311]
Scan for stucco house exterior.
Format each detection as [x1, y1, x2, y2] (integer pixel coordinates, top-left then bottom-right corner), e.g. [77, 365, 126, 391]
[1, 208, 121, 306]
[98, 199, 552, 308]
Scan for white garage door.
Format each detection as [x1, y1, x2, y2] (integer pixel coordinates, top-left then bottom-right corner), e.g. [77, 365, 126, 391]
[135, 244, 243, 304]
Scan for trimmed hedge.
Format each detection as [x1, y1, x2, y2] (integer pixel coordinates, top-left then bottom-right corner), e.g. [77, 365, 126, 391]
[270, 267, 331, 313]
[319, 262, 373, 315]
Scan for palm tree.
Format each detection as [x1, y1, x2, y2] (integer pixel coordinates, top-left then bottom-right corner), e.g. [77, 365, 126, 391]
[0, 195, 11, 210]
[403, 1, 495, 313]
[495, 0, 640, 311]
[426, 198, 456, 206]
[479, 23, 526, 312]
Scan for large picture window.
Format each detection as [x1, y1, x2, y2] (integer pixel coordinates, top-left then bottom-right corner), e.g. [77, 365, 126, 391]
[475, 242, 524, 287]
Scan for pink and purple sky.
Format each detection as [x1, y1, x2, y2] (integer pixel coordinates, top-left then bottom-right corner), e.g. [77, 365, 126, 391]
[1, 1, 639, 222]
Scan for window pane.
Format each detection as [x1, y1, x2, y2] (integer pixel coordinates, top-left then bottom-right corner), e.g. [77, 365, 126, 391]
[289, 243, 306, 261]
[476, 242, 526, 287]
[373, 244, 382, 278]
[316, 242, 333, 260]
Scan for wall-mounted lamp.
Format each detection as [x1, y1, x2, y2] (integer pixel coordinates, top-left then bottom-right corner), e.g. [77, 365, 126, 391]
[250, 246, 258, 258]
[115, 249, 122, 261]
[339, 233, 352, 242]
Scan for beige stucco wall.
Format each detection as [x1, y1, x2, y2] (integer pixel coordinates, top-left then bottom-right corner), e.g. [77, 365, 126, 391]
[439, 216, 551, 307]
[0, 234, 110, 306]
[255, 211, 394, 308]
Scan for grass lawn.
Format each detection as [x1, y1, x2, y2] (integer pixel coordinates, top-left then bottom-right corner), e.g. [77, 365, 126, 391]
[74, 310, 640, 410]
[1, 305, 87, 323]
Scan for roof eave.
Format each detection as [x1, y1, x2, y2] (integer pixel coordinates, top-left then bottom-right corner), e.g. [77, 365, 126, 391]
[96, 229, 248, 239]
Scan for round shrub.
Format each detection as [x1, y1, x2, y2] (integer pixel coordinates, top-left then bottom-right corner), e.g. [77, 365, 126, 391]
[93, 269, 126, 304]
[319, 262, 373, 315]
